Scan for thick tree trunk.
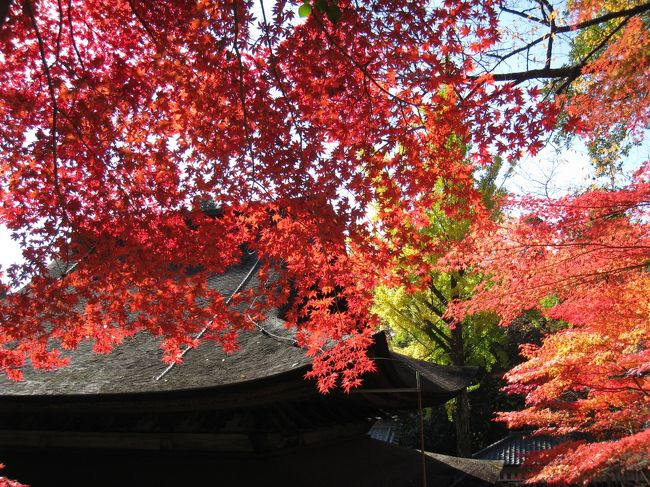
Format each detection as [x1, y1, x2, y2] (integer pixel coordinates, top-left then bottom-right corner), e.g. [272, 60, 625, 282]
[450, 271, 472, 457]
[453, 388, 472, 457]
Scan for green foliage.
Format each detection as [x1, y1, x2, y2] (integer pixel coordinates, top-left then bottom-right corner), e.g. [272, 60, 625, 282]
[298, 2, 312, 18]
[539, 294, 560, 309]
[476, 156, 507, 216]
[374, 159, 509, 367]
[373, 281, 508, 371]
[297, 0, 341, 23]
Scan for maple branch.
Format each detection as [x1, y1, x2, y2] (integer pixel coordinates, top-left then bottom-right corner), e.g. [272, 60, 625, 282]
[565, 2, 650, 33]
[626, 375, 649, 397]
[258, 0, 308, 185]
[25, 0, 70, 226]
[127, 0, 160, 49]
[127, 0, 214, 80]
[486, 2, 650, 83]
[554, 13, 633, 94]
[500, 239, 650, 252]
[67, 0, 85, 71]
[55, 0, 64, 64]
[569, 380, 649, 395]
[485, 35, 548, 71]
[541, 0, 556, 70]
[257, 0, 292, 112]
[517, 262, 649, 293]
[489, 66, 582, 83]
[513, 199, 650, 212]
[232, 0, 257, 197]
[312, 14, 420, 108]
[500, 6, 545, 25]
[485, 240, 649, 284]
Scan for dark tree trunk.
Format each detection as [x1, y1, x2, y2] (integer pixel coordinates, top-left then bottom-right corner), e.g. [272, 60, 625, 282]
[449, 272, 472, 457]
[453, 388, 472, 457]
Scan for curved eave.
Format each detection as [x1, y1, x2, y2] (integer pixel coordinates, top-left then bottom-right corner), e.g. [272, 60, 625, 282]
[0, 333, 476, 414]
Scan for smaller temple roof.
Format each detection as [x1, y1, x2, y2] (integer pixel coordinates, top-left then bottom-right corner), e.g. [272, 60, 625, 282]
[473, 432, 562, 466]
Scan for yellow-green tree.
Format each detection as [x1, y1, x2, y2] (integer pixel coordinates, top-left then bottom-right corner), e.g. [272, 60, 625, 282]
[372, 162, 508, 457]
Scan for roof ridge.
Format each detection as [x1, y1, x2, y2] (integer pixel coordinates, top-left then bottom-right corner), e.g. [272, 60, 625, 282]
[154, 257, 261, 381]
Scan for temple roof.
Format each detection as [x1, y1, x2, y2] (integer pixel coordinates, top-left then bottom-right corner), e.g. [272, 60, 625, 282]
[0, 256, 476, 411]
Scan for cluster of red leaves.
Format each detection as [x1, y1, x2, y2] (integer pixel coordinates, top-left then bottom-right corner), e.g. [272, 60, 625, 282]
[522, 430, 650, 485]
[500, 274, 650, 483]
[0, 0, 553, 391]
[0, 477, 26, 487]
[448, 164, 650, 483]
[456, 164, 650, 319]
[0, 465, 26, 487]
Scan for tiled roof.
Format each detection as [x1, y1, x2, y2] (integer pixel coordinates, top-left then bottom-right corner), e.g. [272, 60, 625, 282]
[0, 257, 310, 396]
[368, 419, 398, 444]
[426, 452, 504, 485]
[0, 257, 477, 406]
[473, 433, 562, 466]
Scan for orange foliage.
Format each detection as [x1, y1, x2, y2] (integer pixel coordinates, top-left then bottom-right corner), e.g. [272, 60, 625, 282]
[562, 16, 650, 144]
[457, 164, 650, 483]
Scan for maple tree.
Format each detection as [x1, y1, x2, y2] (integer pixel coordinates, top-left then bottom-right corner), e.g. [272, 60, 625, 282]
[448, 164, 650, 483]
[0, 476, 27, 487]
[0, 0, 541, 389]
[0, 463, 26, 487]
[0, 0, 649, 482]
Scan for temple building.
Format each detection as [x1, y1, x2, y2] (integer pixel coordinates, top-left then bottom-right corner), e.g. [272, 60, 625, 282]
[0, 255, 503, 486]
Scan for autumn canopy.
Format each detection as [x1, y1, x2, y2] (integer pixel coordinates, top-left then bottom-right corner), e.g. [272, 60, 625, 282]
[0, 0, 648, 483]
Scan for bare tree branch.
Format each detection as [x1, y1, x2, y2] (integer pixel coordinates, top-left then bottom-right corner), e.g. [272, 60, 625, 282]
[539, 0, 557, 70]
[501, 6, 545, 25]
[489, 65, 582, 82]
[487, 2, 650, 82]
[565, 2, 650, 33]
[430, 281, 449, 306]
